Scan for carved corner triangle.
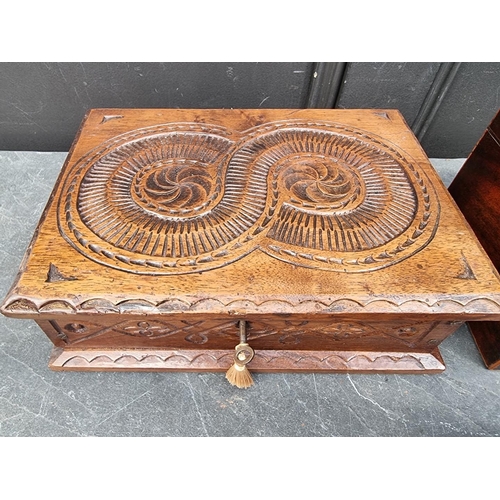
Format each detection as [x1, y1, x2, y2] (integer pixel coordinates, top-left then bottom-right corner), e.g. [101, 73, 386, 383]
[46, 263, 78, 283]
[100, 114, 124, 124]
[455, 255, 477, 280]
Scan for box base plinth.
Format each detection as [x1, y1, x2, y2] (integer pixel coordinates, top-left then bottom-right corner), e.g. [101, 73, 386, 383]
[48, 347, 445, 374]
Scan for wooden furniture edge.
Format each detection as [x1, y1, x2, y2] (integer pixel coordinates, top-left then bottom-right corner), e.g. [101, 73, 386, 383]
[48, 346, 446, 374]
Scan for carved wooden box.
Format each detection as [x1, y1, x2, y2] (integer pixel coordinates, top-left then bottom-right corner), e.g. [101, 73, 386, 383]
[3, 108, 500, 378]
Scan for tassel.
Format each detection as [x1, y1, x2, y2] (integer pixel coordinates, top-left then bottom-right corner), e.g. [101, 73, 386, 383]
[225, 357, 254, 388]
[225, 321, 255, 389]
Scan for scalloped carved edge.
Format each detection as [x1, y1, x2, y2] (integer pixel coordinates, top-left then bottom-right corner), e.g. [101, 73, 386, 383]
[48, 347, 445, 373]
[4, 295, 500, 317]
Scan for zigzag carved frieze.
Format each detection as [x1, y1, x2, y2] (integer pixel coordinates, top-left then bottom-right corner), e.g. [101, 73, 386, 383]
[57, 120, 440, 274]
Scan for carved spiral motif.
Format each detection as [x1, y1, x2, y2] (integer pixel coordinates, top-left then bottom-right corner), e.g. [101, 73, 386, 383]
[280, 156, 362, 208]
[133, 159, 215, 211]
[58, 121, 440, 274]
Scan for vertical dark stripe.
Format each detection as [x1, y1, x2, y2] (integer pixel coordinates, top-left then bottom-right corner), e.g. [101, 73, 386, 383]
[306, 62, 347, 109]
[411, 62, 462, 141]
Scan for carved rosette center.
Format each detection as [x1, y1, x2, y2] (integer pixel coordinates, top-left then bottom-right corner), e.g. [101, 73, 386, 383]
[131, 159, 217, 214]
[279, 154, 364, 210]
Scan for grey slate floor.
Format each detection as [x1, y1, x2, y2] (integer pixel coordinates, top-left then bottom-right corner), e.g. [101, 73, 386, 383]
[1, 152, 499, 437]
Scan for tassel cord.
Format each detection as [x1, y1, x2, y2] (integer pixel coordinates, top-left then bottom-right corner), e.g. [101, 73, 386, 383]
[225, 320, 255, 389]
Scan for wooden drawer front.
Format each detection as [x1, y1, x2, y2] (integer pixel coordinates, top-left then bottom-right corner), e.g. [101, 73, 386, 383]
[38, 317, 459, 351]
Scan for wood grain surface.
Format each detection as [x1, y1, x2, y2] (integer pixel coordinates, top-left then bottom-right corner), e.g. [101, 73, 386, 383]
[3, 108, 500, 373]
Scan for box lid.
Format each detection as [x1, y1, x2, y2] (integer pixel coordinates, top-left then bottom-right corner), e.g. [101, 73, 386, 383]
[3, 108, 500, 319]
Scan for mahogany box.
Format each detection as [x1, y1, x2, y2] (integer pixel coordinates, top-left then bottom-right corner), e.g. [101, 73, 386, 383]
[3, 108, 500, 380]
[448, 109, 500, 369]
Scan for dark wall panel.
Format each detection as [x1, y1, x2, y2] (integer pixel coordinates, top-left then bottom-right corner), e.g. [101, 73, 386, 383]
[336, 62, 442, 126]
[0, 62, 314, 151]
[420, 62, 500, 158]
[1, 62, 499, 157]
